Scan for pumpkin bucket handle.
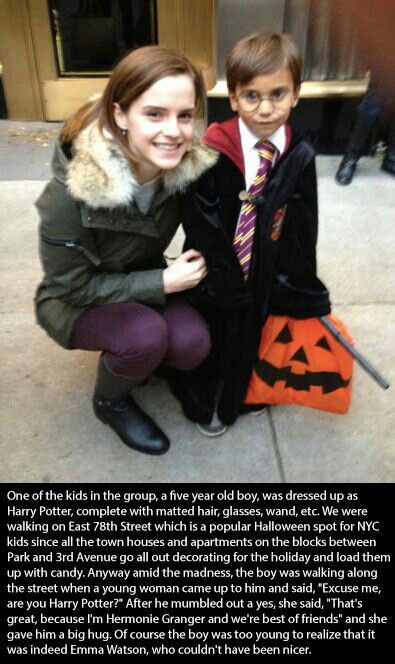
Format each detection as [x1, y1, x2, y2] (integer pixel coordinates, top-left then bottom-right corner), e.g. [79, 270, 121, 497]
[320, 316, 390, 390]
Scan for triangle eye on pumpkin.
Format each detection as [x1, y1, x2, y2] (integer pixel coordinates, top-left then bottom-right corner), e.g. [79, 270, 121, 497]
[275, 324, 293, 344]
[290, 346, 309, 364]
[316, 336, 331, 351]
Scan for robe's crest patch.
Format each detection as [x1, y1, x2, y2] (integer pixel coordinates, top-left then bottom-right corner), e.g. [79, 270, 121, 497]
[271, 204, 287, 240]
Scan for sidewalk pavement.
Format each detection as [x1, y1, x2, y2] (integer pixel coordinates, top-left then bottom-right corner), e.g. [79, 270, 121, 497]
[1, 121, 394, 483]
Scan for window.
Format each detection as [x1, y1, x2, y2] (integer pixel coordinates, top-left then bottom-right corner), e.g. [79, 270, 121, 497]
[49, 0, 157, 75]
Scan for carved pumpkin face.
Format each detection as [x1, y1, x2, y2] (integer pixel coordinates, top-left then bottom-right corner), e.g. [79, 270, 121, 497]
[245, 314, 353, 413]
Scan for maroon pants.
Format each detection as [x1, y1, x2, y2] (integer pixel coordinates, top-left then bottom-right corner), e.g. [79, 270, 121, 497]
[71, 296, 211, 380]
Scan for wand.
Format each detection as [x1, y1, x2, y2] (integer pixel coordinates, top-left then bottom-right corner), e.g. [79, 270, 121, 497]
[320, 316, 390, 390]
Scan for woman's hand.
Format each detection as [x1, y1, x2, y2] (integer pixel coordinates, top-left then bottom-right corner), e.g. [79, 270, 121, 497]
[163, 249, 208, 294]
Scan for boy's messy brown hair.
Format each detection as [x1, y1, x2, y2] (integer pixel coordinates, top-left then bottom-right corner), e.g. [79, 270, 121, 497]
[226, 32, 302, 93]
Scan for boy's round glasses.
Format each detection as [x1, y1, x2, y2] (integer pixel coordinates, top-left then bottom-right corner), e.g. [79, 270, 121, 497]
[237, 90, 294, 112]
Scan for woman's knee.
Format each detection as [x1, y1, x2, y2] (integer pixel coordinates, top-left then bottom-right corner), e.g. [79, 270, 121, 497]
[170, 320, 211, 371]
[101, 304, 169, 378]
[118, 311, 169, 364]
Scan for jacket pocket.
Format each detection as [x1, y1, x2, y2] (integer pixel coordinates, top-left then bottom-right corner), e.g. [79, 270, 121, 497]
[41, 234, 101, 267]
[81, 205, 160, 238]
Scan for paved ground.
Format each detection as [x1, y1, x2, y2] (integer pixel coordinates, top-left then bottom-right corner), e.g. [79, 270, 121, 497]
[0, 120, 394, 483]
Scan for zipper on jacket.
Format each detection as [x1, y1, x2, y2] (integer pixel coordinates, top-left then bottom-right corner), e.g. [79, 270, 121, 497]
[41, 234, 101, 266]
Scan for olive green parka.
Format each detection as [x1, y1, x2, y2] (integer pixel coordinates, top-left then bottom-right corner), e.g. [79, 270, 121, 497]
[35, 120, 217, 348]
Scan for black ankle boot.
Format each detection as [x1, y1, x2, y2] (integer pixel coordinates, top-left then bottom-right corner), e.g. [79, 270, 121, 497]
[93, 395, 170, 454]
[335, 154, 358, 185]
[335, 112, 377, 185]
[93, 355, 170, 454]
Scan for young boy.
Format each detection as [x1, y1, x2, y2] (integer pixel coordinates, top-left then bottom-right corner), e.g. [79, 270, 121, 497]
[178, 32, 331, 435]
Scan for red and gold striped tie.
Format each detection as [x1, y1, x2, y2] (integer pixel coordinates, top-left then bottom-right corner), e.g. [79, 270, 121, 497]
[233, 140, 276, 280]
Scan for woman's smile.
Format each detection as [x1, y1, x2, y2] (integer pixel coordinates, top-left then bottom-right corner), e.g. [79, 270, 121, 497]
[153, 142, 182, 154]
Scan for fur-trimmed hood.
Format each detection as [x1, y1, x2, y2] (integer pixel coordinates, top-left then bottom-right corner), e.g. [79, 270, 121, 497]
[51, 120, 218, 209]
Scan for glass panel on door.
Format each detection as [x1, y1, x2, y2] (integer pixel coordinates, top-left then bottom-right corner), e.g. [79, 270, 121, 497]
[49, 0, 157, 75]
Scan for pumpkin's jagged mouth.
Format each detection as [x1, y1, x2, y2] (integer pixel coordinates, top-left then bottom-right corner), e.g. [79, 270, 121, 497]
[255, 359, 351, 394]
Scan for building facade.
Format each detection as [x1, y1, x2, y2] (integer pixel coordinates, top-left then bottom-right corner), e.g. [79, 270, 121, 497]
[0, 1, 370, 151]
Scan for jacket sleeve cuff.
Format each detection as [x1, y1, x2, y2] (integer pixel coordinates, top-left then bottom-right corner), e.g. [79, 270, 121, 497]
[128, 268, 166, 306]
[269, 273, 331, 319]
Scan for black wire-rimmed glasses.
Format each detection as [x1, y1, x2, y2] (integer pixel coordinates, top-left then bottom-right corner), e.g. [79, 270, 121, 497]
[237, 89, 295, 112]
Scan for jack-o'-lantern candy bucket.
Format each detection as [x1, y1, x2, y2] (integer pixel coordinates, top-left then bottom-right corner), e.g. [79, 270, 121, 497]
[245, 314, 354, 413]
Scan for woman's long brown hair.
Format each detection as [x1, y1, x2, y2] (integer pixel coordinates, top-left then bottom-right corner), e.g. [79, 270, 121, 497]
[61, 46, 205, 163]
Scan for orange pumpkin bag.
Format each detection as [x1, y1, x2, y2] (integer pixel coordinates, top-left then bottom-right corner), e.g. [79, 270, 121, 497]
[245, 314, 354, 414]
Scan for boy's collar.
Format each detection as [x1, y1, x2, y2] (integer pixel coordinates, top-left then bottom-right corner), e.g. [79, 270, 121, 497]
[238, 117, 287, 155]
[204, 116, 294, 175]
[204, 117, 244, 173]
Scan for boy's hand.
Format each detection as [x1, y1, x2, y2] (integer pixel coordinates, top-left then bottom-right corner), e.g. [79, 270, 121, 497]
[163, 249, 207, 294]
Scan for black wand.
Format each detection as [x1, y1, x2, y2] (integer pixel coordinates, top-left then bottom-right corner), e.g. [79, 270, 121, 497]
[320, 316, 390, 390]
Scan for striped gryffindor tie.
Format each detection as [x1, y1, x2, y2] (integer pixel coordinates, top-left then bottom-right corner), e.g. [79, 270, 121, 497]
[233, 140, 276, 280]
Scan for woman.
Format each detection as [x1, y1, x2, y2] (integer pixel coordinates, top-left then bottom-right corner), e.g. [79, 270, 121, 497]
[35, 46, 217, 455]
